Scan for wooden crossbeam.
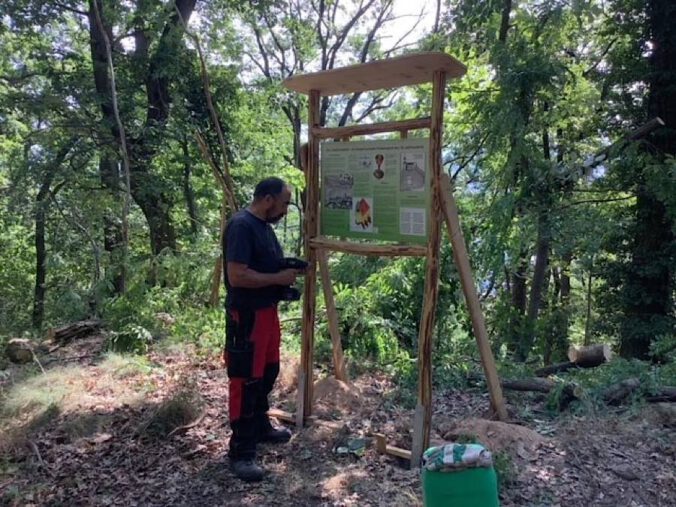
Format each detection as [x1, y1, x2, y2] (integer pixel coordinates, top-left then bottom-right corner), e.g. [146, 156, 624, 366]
[310, 237, 427, 257]
[268, 408, 296, 423]
[313, 118, 430, 139]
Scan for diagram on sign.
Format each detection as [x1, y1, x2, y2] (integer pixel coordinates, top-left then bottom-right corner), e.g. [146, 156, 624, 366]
[351, 197, 374, 232]
[400, 151, 426, 192]
[373, 153, 385, 180]
[324, 173, 354, 209]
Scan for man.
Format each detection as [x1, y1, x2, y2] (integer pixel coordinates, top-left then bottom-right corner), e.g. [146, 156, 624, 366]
[223, 177, 301, 482]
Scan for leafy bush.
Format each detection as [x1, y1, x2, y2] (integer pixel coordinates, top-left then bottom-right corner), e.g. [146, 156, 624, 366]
[108, 324, 154, 354]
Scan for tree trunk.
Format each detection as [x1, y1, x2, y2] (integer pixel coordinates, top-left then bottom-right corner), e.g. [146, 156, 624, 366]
[32, 143, 73, 329]
[543, 268, 560, 365]
[584, 255, 594, 346]
[181, 138, 199, 237]
[521, 211, 551, 360]
[499, 0, 513, 43]
[89, 2, 125, 293]
[33, 189, 49, 330]
[88, 0, 195, 262]
[620, 0, 676, 359]
[129, 163, 177, 256]
[499, 377, 578, 410]
[99, 155, 125, 294]
[508, 256, 528, 357]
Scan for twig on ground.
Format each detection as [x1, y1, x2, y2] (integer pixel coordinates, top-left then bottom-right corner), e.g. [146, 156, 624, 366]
[168, 412, 206, 437]
[27, 440, 53, 477]
[31, 351, 46, 375]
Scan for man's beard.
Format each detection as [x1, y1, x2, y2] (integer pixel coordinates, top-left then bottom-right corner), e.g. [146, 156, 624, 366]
[266, 213, 284, 224]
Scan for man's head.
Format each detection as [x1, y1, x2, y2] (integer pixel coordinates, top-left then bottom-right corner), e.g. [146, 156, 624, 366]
[252, 177, 292, 224]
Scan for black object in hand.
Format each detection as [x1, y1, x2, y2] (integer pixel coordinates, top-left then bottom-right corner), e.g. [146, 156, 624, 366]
[279, 257, 308, 271]
[276, 257, 308, 302]
[277, 286, 301, 301]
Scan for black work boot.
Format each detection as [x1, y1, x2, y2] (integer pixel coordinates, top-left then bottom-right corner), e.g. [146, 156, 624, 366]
[258, 424, 292, 444]
[230, 458, 264, 482]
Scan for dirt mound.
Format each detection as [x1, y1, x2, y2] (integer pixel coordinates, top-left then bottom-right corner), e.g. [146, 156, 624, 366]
[277, 353, 300, 394]
[313, 377, 363, 415]
[440, 418, 548, 455]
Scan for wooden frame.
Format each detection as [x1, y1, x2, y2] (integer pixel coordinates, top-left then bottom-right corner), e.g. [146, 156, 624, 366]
[282, 52, 506, 467]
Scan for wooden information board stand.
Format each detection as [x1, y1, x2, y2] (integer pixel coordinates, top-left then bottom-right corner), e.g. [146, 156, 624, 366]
[282, 52, 507, 468]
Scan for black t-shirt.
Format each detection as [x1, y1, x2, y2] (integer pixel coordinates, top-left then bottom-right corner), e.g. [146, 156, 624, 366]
[224, 209, 284, 310]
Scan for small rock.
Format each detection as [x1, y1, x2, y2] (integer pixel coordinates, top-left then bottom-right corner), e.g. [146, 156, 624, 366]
[611, 464, 639, 481]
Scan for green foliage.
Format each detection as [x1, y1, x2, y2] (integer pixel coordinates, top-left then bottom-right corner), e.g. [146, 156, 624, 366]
[650, 333, 676, 364]
[0, 223, 34, 334]
[101, 249, 227, 354]
[108, 324, 154, 355]
[567, 358, 673, 404]
[493, 450, 517, 490]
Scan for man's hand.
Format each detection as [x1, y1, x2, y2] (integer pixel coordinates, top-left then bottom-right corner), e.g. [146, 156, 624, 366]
[275, 268, 299, 286]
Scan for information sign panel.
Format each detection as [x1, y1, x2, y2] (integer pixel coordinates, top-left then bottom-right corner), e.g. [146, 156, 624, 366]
[320, 138, 430, 243]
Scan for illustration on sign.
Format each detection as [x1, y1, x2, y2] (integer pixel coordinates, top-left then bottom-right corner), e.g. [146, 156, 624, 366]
[320, 138, 430, 244]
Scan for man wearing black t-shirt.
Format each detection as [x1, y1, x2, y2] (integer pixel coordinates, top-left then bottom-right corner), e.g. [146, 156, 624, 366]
[223, 177, 302, 482]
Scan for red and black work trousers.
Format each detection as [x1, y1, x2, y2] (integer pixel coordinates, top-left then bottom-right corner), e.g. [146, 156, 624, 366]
[224, 305, 281, 459]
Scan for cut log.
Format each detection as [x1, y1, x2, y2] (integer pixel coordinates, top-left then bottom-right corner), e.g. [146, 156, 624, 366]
[536, 344, 613, 376]
[47, 319, 102, 345]
[602, 377, 641, 405]
[646, 387, 676, 403]
[567, 344, 613, 367]
[501, 378, 557, 393]
[470, 375, 579, 410]
[652, 403, 676, 427]
[501, 378, 578, 410]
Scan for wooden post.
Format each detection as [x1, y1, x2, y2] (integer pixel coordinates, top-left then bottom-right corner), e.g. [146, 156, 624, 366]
[209, 194, 228, 306]
[411, 70, 446, 469]
[317, 250, 347, 381]
[440, 174, 508, 421]
[299, 89, 321, 425]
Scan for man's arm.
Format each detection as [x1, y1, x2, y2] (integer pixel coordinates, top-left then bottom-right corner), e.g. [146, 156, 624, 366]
[227, 262, 298, 288]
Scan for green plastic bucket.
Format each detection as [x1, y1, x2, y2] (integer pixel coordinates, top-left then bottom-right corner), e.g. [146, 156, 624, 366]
[422, 466, 499, 507]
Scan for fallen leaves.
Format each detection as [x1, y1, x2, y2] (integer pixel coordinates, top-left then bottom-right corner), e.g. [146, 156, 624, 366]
[2, 343, 675, 507]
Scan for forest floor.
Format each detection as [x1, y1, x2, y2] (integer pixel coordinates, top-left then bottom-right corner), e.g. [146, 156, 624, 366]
[1, 334, 675, 507]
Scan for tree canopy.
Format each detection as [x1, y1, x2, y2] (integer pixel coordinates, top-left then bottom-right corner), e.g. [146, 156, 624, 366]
[0, 0, 673, 366]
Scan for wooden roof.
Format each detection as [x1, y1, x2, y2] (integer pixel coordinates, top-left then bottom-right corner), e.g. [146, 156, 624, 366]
[282, 52, 466, 96]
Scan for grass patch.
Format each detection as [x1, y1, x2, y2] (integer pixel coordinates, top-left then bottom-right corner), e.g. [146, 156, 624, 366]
[0, 366, 84, 418]
[136, 387, 204, 439]
[493, 450, 517, 489]
[98, 352, 154, 379]
[0, 353, 160, 456]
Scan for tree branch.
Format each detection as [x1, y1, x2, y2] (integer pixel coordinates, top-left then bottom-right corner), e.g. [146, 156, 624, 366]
[559, 196, 634, 209]
[583, 38, 618, 77]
